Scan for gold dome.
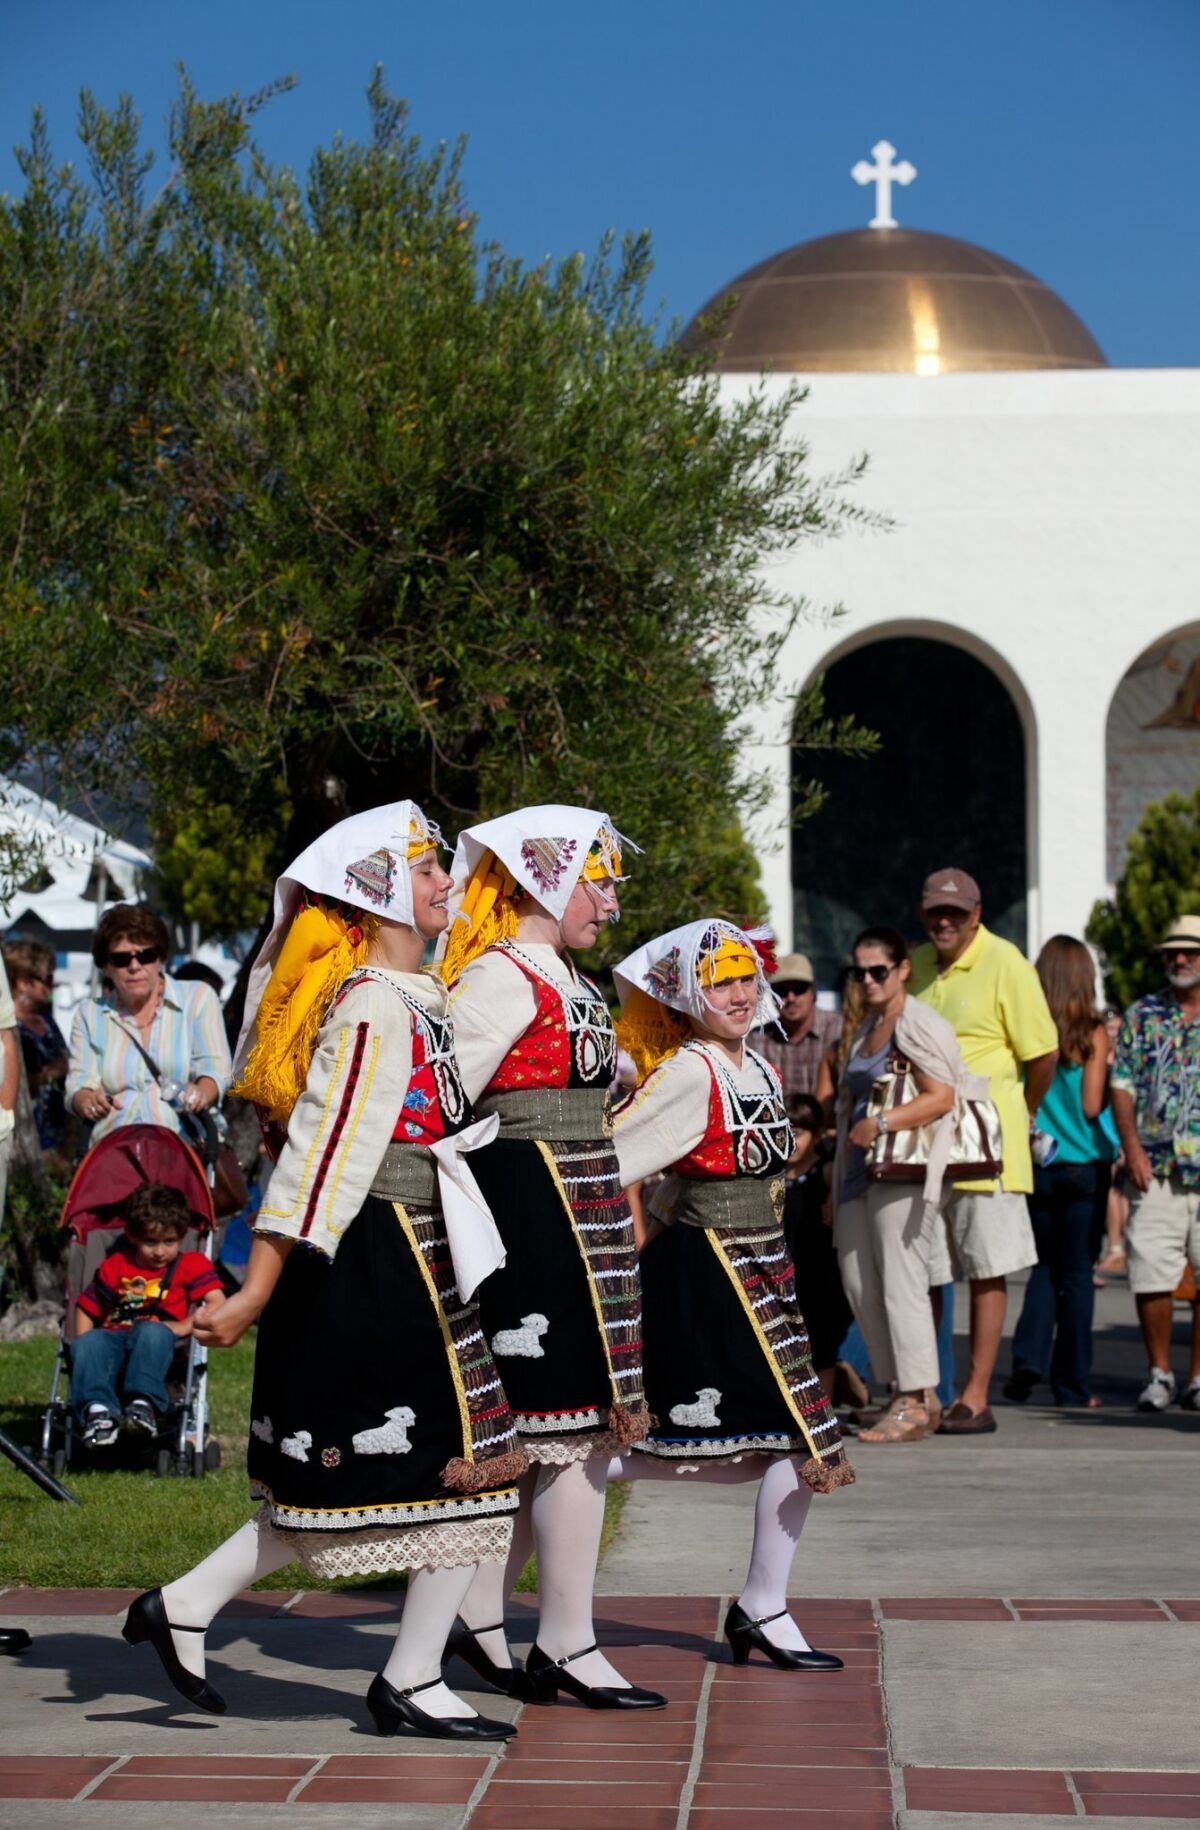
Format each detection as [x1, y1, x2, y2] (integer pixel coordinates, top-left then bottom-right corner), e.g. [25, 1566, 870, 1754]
[681, 228, 1106, 375]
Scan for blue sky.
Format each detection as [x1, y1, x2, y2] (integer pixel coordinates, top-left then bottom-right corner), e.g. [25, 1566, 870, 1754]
[3, 0, 1197, 366]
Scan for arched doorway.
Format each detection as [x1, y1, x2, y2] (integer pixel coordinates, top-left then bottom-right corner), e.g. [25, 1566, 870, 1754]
[1106, 627, 1200, 885]
[792, 634, 1029, 984]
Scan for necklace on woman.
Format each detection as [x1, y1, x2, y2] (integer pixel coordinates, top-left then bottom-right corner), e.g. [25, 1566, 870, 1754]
[124, 984, 163, 1031]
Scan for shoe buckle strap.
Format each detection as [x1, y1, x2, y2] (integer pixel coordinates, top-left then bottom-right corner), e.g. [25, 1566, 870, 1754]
[394, 1676, 444, 1700]
[554, 1643, 599, 1667]
[748, 1609, 789, 1630]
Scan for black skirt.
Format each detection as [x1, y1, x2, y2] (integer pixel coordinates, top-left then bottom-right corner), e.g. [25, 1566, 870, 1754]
[636, 1216, 854, 1488]
[249, 1195, 521, 1538]
[470, 1135, 645, 1450]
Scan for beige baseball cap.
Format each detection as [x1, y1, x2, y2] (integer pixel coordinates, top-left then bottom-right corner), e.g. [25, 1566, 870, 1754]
[1158, 913, 1200, 950]
[770, 952, 814, 985]
[921, 867, 982, 913]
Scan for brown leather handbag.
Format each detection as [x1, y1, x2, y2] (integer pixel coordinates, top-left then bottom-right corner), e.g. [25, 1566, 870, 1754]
[866, 1053, 1003, 1184]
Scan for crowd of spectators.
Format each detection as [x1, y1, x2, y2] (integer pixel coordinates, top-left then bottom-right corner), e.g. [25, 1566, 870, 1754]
[754, 870, 1200, 1436]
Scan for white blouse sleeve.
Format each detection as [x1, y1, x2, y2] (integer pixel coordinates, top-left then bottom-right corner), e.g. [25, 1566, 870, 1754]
[448, 951, 540, 1103]
[612, 1048, 713, 1186]
[254, 977, 412, 1260]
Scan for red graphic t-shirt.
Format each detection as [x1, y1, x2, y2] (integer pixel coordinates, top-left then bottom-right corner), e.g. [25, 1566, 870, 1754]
[76, 1247, 222, 1330]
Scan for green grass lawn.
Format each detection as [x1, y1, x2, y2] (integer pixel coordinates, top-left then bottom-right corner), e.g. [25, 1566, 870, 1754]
[0, 1333, 626, 1591]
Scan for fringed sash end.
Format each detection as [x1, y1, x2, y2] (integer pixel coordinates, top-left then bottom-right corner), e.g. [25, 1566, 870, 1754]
[441, 1448, 532, 1494]
[799, 1453, 857, 1495]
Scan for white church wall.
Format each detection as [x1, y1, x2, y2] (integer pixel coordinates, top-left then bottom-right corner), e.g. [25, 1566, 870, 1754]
[733, 369, 1200, 961]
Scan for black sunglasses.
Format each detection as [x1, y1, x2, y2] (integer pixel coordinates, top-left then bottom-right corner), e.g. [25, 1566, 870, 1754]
[107, 946, 162, 969]
[774, 980, 813, 996]
[849, 963, 895, 984]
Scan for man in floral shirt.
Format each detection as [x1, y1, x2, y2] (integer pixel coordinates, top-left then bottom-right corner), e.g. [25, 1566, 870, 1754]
[1111, 914, 1200, 1413]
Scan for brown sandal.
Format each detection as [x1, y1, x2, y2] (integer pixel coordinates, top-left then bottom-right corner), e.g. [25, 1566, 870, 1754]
[858, 1400, 930, 1442]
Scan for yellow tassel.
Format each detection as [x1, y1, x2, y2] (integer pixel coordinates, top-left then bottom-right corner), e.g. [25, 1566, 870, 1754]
[234, 905, 370, 1122]
[616, 988, 689, 1081]
[441, 852, 520, 985]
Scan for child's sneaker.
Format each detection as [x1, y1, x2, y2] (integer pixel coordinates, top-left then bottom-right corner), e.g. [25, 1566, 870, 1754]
[1180, 1376, 1200, 1412]
[122, 1398, 158, 1436]
[82, 1405, 119, 1447]
[1136, 1368, 1177, 1412]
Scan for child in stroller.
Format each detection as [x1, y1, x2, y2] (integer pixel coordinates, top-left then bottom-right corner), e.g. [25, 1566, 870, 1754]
[72, 1182, 223, 1447]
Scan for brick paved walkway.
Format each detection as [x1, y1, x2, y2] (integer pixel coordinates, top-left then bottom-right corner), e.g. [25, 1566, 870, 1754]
[2, 1589, 1199, 1824]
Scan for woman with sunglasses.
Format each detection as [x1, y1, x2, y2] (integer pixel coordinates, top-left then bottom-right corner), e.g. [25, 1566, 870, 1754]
[66, 906, 231, 1139]
[831, 927, 968, 1443]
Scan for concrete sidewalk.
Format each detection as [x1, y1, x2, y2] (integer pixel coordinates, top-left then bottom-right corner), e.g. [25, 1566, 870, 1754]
[0, 1268, 1196, 1827]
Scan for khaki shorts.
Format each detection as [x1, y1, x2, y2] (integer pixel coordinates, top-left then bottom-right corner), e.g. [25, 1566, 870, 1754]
[1125, 1174, 1200, 1295]
[927, 1187, 1037, 1285]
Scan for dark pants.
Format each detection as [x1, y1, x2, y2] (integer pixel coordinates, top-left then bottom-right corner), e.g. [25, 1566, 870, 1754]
[70, 1321, 176, 1419]
[1011, 1161, 1106, 1405]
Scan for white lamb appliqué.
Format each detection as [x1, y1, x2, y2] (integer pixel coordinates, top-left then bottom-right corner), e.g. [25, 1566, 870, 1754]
[669, 1387, 723, 1428]
[491, 1312, 549, 1358]
[250, 1416, 274, 1444]
[280, 1429, 313, 1462]
[352, 1406, 416, 1455]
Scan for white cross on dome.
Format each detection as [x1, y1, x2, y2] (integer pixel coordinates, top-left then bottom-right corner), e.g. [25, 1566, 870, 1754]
[851, 139, 917, 229]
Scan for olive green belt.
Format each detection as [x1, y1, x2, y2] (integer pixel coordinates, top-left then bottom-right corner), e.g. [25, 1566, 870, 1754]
[672, 1174, 785, 1233]
[371, 1140, 438, 1205]
[474, 1086, 613, 1142]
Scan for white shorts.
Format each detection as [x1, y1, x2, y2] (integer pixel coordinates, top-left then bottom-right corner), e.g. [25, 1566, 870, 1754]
[927, 1187, 1037, 1285]
[1125, 1174, 1200, 1295]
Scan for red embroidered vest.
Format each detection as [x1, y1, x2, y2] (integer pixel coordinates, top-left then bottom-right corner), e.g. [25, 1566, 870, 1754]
[671, 1042, 793, 1181]
[483, 943, 616, 1093]
[335, 969, 469, 1145]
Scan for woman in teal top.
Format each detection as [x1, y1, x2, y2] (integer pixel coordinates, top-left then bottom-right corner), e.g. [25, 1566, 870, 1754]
[1007, 937, 1115, 1407]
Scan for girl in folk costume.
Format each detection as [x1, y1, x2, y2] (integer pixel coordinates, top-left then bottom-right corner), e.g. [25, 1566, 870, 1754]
[122, 803, 528, 1743]
[439, 805, 663, 1710]
[611, 920, 854, 1672]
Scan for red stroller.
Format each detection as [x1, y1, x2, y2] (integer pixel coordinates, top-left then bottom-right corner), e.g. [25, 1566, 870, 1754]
[38, 1124, 223, 1479]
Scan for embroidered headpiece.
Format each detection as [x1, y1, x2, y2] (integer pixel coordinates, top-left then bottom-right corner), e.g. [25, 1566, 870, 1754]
[440, 804, 640, 983]
[233, 798, 441, 1117]
[612, 917, 781, 1079]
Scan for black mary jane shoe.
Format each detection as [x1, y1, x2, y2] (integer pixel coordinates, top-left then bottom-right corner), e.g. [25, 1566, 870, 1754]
[723, 1603, 844, 1672]
[0, 1628, 32, 1655]
[444, 1615, 535, 1702]
[122, 1589, 227, 1714]
[366, 1672, 516, 1741]
[525, 1642, 667, 1710]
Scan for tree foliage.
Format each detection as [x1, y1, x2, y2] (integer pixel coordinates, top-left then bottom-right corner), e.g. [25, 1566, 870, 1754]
[1086, 786, 1200, 1006]
[0, 69, 876, 965]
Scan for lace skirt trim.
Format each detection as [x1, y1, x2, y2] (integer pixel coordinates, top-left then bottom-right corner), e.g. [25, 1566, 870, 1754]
[525, 1429, 627, 1466]
[277, 1515, 514, 1577]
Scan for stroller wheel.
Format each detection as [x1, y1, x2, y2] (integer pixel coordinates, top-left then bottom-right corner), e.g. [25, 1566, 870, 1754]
[155, 1447, 173, 1479]
[205, 1439, 222, 1472]
[51, 1449, 67, 1479]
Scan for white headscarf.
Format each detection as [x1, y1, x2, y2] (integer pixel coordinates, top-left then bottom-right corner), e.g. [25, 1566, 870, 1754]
[234, 800, 442, 1073]
[613, 918, 780, 1030]
[446, 803, 635, 925]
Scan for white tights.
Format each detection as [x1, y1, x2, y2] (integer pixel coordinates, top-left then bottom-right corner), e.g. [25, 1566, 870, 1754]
[607, 1451, 816, 1652]
[160, 1513, 481, 1716]
[461, 1454, 633, 1689]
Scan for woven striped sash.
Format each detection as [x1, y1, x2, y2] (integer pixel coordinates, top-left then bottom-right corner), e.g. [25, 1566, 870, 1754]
[475, 1086, 613, 1141]
[674, 1174, 786, 1233]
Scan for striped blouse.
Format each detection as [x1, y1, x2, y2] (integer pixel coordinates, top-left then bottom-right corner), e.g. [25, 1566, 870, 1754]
[66, 976, 233, 1141]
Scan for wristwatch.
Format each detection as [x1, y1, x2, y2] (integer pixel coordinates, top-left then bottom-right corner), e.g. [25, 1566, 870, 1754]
[875, 1110, 889, 1136]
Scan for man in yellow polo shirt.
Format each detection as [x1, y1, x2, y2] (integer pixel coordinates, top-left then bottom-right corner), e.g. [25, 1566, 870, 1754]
[910, 868, 1059, 1435]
